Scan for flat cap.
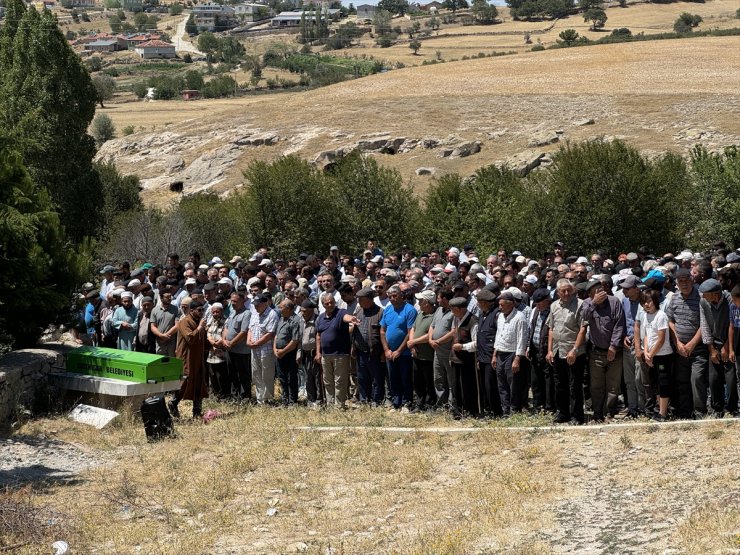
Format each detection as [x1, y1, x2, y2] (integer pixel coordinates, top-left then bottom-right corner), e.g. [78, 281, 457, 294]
[698, 279, 721, 293]
[532, 288, 550, 303]
[448, 297, 468, 308]
[356, 287, 376, 299]
[476, 289, 496, 302]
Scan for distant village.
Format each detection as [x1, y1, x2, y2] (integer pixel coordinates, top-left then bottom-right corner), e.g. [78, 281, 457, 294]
[0, 0, 450, 61]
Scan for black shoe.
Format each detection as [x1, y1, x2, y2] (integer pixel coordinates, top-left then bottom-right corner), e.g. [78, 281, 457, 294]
[553, 413, 570, 424]
[167, 399, 180, 419]
[652, 413, 667, 422]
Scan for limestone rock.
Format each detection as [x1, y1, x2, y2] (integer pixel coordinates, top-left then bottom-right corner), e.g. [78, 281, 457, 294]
[500, 151, 547, 177]
[421, 137, 440, 149]
[449, 141, 481, 159]
[233, 133, 279, 146]
[415, 167, 436, 176]
[527, 132, 560, 148]
[313, 148, 350, 171]
[574, 118, 595, 126]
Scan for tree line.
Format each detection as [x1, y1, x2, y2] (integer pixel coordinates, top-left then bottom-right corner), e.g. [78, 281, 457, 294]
[100, 141, 740, 276]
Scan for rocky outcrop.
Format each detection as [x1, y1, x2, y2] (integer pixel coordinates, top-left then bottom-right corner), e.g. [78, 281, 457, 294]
[415, 167, 436, 176]
[438, 141, 482, 159]
[527, 131, 561, 148]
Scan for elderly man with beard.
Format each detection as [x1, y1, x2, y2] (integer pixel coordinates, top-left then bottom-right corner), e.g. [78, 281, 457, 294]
[170, 300, 208, 419]
[112, 291, 138, 351]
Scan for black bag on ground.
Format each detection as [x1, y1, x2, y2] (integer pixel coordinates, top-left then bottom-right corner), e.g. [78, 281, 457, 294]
[141, 395, 174, 440]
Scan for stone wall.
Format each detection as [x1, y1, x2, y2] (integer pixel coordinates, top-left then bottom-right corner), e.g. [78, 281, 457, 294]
[0, 346, 68, 425]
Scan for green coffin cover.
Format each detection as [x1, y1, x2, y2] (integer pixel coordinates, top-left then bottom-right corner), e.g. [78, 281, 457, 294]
[65, 346, 183, 383]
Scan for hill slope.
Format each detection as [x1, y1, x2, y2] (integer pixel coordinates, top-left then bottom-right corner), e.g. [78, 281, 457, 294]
[97, 36, 740, 205]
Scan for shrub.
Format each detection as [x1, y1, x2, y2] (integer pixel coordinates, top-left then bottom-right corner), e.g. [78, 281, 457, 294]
[91, 114, 116, 147]
[122, 125, 135, 136]
[132, 81, 148, 98]
[611, 27, 632, 37]
[531, 44, 545, 51]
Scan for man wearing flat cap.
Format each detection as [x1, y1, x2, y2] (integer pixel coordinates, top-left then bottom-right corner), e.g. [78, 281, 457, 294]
[449, 295, 480, 417]
[666, 268, 708, 418]
[620, 274, 647, 418]
[352, 288, 385, 404]
[529, 288, 554, 413]
[493, 290, 528, 416]
[476, 288, 503, 417]
[698, 279, 736, 416]
[581, 280, 625, 422]
[298, 300, 324, 405]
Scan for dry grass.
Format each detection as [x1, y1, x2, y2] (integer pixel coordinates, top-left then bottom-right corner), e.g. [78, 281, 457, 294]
[4, 403, 740, 554]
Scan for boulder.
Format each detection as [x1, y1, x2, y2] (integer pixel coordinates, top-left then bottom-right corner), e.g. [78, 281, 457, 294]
[527, 132, 560, 148]
[233, 133, 279, 146]
[574, 118, 595, 126]
[415, 167, 436, 176]
[449, 141, 481, 159]
[313, 148, 349, 171]
[421, 137, 440, 149]
[501, 151, 547, 177]
[437, 148, 455, 159]
[398, 139, 419, 153]
[356, 136, 392, 152]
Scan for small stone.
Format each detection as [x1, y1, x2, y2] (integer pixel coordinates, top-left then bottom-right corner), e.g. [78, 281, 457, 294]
[574, 118, 595, 126]
[266, 508, 279, 517]
[286, 542, 309, 553]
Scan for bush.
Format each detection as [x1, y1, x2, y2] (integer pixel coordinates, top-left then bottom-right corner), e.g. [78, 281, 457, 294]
[558, 29, 580, 45]
[86, 56, 103, 72]
[132, 81, 148, 98]
[531, 44, 545, 51]
[377, 35, 394, 47]
[611, 27, 632, 37]
[202, 75, 238, 98]
[122, 125, 135, 136]
[169, 2, 183, 15]
[91, 114, 116, 147]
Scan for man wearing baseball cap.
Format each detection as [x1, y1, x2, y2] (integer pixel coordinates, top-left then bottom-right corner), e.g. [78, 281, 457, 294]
[408, 290, 437, 410]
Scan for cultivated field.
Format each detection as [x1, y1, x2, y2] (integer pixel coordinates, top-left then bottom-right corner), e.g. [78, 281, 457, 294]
[3, 404, 740, 554]
[97, 33, 740, 204]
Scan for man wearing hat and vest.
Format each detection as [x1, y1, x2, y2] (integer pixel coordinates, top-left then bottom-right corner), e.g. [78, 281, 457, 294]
[699, 278, 736, 416]
[450, 296, 479, 417]
[476, 288, 503, 417]
[353, 288, 385, 405]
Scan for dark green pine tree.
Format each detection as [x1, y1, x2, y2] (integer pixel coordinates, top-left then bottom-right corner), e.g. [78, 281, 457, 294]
[0, 137, 88, 347]
[0, 1, 103, 241]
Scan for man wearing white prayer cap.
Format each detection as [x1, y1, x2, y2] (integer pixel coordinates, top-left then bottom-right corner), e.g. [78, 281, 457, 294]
[112, 291, 138, 350]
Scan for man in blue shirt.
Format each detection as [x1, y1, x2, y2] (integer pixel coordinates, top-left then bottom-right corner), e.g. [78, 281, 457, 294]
[380, 285, 418, 410]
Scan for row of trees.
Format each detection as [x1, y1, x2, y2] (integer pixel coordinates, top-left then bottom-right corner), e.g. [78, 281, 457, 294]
[100, 141, 740, 274]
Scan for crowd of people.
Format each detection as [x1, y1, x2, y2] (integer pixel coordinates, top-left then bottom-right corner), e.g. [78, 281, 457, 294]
[76, 240, 740, 423]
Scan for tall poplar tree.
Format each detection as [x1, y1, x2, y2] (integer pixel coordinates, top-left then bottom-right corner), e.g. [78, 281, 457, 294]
[0, 0, 103, 241]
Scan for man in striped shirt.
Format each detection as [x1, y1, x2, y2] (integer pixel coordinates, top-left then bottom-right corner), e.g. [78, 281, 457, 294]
[665, 268, 707, 418]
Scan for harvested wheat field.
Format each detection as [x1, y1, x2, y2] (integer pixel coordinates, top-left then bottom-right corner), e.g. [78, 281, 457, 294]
[3, 404, 740, 554]
[98, 35, 740, 203]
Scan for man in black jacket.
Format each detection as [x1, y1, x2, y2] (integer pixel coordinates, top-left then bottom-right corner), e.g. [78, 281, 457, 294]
[529, 288, 554, 412]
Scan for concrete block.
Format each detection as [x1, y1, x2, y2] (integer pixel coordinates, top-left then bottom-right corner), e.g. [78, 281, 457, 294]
[49, 372, 181, 397]
[69, 404, 119, 429]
